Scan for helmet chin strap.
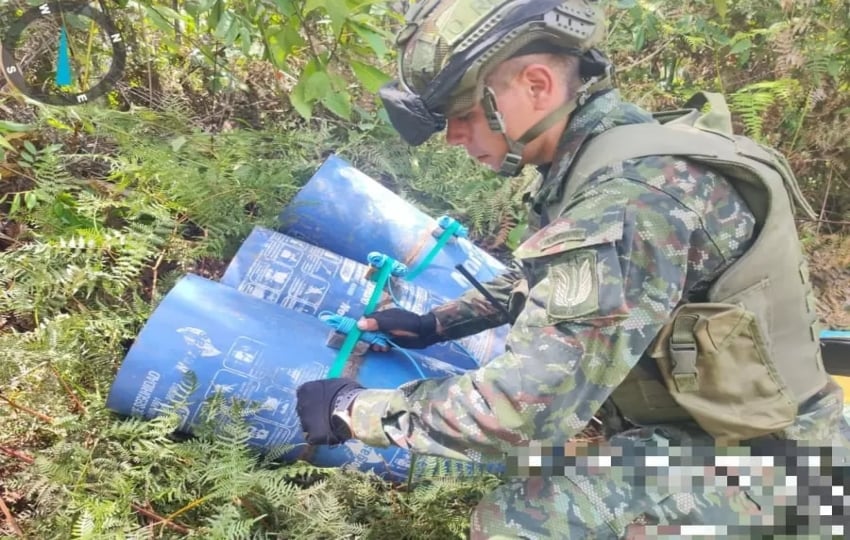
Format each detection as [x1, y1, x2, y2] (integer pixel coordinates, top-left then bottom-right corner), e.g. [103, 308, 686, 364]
[481, 73, 612, 177]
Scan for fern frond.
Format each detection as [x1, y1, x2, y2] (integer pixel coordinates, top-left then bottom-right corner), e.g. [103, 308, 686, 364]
[730, 78, 801, 141]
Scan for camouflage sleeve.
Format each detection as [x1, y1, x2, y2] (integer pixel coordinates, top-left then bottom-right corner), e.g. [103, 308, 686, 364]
[350, 164, 761, 461]
[349, 177, 717, 461]
[431, 260, 527, 341]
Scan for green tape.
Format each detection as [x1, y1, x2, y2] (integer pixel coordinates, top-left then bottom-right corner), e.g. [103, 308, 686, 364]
[327, 220, 461, 378]
[327, 260, 395, 379]
[405, 220, 461, 281]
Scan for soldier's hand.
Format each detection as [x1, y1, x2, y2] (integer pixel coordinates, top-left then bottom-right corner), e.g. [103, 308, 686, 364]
[356, 308, 441, 351]
[296, 378, 363, 445]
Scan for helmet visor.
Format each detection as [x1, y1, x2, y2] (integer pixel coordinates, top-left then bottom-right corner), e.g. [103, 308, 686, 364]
[378, 80, 447, 147]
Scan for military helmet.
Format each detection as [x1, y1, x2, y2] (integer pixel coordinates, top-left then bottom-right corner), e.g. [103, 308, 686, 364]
[379, 0, 611, 167]
[400, 0, 606, 115]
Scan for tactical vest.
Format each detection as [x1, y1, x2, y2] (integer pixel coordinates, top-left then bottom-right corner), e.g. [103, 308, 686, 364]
[524, 92, 829, 444]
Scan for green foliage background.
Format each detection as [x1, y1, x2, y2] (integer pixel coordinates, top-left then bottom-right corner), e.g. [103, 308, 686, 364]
[1, 0, 848, 537]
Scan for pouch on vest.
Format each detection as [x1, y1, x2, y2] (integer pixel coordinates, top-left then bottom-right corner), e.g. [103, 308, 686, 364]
[648, 302, 798, 444]
[562, 91, 828, 440]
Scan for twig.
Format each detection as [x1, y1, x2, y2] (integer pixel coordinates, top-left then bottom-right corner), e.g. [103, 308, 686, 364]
[234, 497, 270, 528]
[131, 503, 190, 535]
[47, 365, 87, 415]
[816, 169, 833, 236]
[0, 447, 34, 464]
[0, 395, 54, 424]
[165, 493, 213, 521]
[0, 164, 37, 184]
[797, 218, 850, 226]
[618, 37, 677, 73]
[0, 496, 25, 538]
[293, 0, 323, 64]
[150, 220, 181, 302]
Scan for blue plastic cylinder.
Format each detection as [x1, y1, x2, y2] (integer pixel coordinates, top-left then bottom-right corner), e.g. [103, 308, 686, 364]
[220, 226, 508, 369]
[821, 330, 850, 340]
[105, 274, 495, 481]
[278, 155, 509, 302]
[821, 329, 850, 377]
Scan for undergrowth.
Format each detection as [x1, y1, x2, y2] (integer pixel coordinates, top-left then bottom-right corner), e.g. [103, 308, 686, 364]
[0, 104, 508, 538]
[3, 368, 501, 538]
[1, 0, 848, 537]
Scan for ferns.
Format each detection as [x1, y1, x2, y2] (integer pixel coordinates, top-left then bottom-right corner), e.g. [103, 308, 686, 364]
[1, 104, 510, 539]
[729, 78, 800, 142]
[410, 454, 501, 482]
[342, 136, 524, 239]
[0, 229, 157, 322]
[71, 509, 96, 540]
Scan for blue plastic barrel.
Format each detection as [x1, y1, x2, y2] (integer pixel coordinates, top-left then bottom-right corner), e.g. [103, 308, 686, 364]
[220, 226, 508, 369]
[821, 329, 850, 378]
[278, 155, 509, 302]
[105, 274, 490, 481]
[822, 330, 850, 340]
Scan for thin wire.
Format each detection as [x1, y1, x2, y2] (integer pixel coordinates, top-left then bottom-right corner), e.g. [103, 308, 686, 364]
[319, 312, 427, 379]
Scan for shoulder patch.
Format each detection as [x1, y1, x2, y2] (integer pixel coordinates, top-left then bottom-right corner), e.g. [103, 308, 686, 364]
[514, 209, 625, 260]
[546, 251, 599, 320]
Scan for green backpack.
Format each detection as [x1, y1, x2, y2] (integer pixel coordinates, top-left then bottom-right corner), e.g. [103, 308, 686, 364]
[563, 92, 829, 444]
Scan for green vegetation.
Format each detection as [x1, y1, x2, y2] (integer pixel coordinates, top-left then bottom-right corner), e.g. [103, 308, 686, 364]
[1, 0, 848, 537]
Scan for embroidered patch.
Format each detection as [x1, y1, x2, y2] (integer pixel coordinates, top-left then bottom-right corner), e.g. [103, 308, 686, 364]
[546, 251, 599, 320]
[537, 228, 587, 251]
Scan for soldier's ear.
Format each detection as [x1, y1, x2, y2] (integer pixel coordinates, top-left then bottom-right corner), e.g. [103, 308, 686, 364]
[519, 64, 557, 110]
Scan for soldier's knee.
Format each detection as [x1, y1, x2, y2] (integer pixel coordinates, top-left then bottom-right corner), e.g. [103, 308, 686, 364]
[467, 482, 539, 540]
[468, 477, 610, 539]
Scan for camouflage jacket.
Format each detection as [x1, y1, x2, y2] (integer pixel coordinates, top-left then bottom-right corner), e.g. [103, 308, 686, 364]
[350, 90, 844, 461]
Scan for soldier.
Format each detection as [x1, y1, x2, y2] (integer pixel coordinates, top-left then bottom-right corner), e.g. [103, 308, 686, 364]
[296, 1, 847, 537]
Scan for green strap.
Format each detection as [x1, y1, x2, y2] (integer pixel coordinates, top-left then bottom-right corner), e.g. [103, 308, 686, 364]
[516, 76, 613, 146]
[669, 314, 700, 393]
[327, 260, 395, 378]
[517, 99, 578, 145]
[327, 219, 464, 377]
[683, 91, 734, 136]
[405, 220, 462, 280]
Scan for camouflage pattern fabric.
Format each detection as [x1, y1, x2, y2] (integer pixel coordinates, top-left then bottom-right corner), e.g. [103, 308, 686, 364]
[470, 427, 765, 539]
[470, 480, 761, 539]
[349, 90, 846, 536]
[469, 381, 849, 539]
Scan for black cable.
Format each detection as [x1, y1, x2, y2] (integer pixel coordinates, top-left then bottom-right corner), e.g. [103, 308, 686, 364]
[454, 263, 512, 321]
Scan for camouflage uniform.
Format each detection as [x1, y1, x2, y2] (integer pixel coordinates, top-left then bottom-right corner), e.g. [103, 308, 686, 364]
[351, 90, 847, 538]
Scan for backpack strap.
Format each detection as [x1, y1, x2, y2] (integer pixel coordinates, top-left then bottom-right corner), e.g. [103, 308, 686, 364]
[553, 121, 728, 220]
[559, 91, 732, 203]
[556, 92, 817, 222]
[562, 122, 723, 203]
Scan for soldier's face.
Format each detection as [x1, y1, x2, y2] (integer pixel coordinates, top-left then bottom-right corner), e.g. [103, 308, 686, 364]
[444, 72, 545, 171]
[444, 102, 510, 171]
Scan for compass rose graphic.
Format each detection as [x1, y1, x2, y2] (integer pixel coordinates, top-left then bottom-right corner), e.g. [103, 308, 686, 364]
[1, 2, 127, 106]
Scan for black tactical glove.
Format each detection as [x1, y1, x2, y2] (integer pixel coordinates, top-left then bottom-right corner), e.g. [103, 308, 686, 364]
[296, 378, 364, 445]
[358, 308, 441, 349]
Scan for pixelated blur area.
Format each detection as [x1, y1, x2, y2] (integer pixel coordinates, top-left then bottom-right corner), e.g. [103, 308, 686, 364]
[506, 439, 850, 538]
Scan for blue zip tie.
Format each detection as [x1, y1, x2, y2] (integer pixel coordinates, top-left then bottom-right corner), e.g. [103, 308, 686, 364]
[437, 215, 469, 238]
[326, 217, 480, 376]
[320, 312, 426, 379]
[327, 252, 396, 378]
[367, 252, 409, 277]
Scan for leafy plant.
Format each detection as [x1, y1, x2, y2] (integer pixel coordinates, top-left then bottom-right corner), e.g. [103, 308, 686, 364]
[2, 0, 849, 537]
[130, 0, 398, 122]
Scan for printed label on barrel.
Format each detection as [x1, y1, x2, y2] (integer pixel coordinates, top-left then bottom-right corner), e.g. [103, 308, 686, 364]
[231, 230, 436, 318]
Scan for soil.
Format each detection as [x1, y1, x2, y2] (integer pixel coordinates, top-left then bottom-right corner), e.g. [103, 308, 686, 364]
[806, 233, 850, 329]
